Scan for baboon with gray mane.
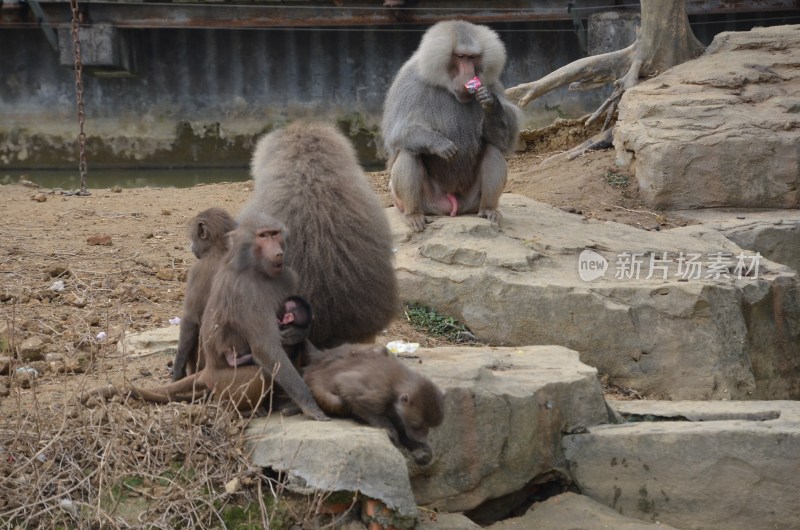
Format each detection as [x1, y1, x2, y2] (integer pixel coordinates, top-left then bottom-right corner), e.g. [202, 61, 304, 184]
[240, 122, 399, 348]
[382, 20, 522, 231]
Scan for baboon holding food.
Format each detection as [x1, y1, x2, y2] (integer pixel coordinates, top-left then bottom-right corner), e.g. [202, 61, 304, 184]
[173, 207, 237, 381]
[240, 121, 399, 348]
[303, 344, 444, 465]
[382, 20, 522, 231]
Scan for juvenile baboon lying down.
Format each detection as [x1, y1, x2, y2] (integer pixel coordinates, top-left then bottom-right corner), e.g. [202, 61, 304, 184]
[303, 344, 445, 465]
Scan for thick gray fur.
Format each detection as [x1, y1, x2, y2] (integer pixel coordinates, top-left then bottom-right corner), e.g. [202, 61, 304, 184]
[382, 20, 522, 203]
[241, 121, 399, 348]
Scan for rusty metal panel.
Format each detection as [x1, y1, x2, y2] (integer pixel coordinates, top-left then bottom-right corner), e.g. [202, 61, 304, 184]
[1, 1, 604, 29]
[1, 0, 797, 29]
[686, 0, 800, 14]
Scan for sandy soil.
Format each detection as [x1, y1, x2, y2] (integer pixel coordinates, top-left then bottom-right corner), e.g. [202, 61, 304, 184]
[0, 123, 685, 414]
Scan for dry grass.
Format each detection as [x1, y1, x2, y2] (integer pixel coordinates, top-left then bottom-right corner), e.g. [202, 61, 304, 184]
[1, 341, 367, 530]
[0, 128, 660, 528]
[0, 383, 293, 529]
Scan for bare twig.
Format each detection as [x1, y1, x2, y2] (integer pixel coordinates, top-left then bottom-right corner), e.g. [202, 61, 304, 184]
[600, 202, 663, 219]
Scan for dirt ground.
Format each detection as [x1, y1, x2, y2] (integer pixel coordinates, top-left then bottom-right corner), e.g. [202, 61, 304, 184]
[0, 121, 686, 414]
[0, 122, 689, 527]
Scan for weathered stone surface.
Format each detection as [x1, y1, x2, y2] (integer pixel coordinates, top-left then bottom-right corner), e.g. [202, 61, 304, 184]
[418, 512, 482, 530]
[564, 400, 800, 530]
[676, 208, 800, 273]
[615, 25, 800, 210]
[246, 345, 609, 518]
[408, 346, 607, 512]
[247, 416, 418, 529]
[588, 11, 639, 56]
[0, 355, 10, 376]
[487, 492, 676, 529]
[17, 336, 45, 361]
[391, 195, 800, 401]
[116, 325, 179, 357]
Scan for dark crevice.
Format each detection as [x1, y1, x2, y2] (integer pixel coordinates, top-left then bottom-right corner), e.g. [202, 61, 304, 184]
[620, 410, 780, 423]
[464, 470, 572, 527]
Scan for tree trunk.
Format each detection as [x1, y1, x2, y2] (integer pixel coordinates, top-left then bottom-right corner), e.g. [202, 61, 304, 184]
[639, 0, 705, 76]
[506, 0, 705, 152]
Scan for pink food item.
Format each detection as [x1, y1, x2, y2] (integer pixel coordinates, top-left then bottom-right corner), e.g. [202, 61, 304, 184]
[465, 76, 482, 94]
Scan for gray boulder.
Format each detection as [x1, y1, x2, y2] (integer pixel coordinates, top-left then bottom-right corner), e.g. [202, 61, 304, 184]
[17, 337, 45, 362]
[676, 208, 800, 274]
[565, 400, 800, 530]
[407, 346, 607, 512]
[391, 195, 800, 401]
[418, 513, 482, 530]
[615, 24, 800, 210]
[247, 416, 419, 529]
[246, 345, 609, 519]
[487, 492, 676, 530]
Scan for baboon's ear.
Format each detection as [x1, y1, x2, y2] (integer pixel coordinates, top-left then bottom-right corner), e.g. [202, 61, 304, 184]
[197, 221, 209, 240]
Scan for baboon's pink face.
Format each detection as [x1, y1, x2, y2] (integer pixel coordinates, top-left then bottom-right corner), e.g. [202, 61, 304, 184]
[449, 51, 482, 103]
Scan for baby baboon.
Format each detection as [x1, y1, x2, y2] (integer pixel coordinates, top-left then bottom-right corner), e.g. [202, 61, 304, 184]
[226, 295, 314, 369]
[382, 20, 522, 231]
[83, 213, 328, 419]
[303, 344, 444, 465]
[173, 207, 237, 381]
[240, 121, 399, 348]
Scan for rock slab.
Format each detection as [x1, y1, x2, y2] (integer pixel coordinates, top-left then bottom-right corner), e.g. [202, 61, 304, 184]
[487, 492, 676, 530]
[564, 400, 800, 530]
[391, 194, 800, 401]
[675, 208, 800, 274]
[247, 416, 419, 528]
[615, 24, 800, 210]
[407, 345, 608, 513]
[116, 326, 180, 357]
[246, 345, 610, 519]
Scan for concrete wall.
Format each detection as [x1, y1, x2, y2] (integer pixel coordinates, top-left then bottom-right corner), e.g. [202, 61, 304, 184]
[2, 10, 788, 171]
[1, 22, 598, 169]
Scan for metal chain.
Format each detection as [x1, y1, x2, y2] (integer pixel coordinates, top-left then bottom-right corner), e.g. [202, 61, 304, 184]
[69, 0, 90, 196]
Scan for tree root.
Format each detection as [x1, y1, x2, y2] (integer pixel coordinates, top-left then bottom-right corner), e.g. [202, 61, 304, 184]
[541, 128, 614, 165]
[506, 0, 705, 140]
[506, 37, 643, 136]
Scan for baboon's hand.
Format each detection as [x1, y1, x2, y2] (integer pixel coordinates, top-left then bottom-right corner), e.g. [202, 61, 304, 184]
[433, 139, 458, 160]
[411, 445, 433, 466]
[475, 86, 496, 110]
[303, 404, 330, 421]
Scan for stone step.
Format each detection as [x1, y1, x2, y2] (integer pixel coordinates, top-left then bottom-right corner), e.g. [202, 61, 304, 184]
[245, 345, 610, 528]
[486, 491, 677, 530]
[391, 194, 800, 401]
[672, 208, 800, 274]
[564, 400, 800, 530]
